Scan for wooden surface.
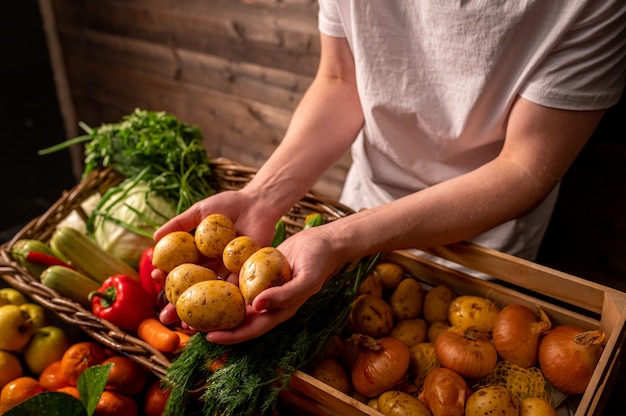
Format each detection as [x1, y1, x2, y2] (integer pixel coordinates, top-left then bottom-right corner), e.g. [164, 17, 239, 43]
[45, 0, 351, 199]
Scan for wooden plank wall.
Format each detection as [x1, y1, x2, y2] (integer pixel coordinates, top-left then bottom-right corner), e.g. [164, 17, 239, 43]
[48, 0, 351, 199]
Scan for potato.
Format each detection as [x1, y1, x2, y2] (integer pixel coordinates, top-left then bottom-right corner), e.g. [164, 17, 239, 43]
[423, 285, 456, 324]
[194, 213, 237, 258]
[222, 235, 260, 274]
[310, 357, 351, 395]
[165, 263, 218, 306]
[175, 280, 246, 332]
[388, 277, 425, 320]
[377, 390, 431, 416]
[349, 294, 394, 338]
[325, 335, 345, 358]
[357, 274, 383, 297]
[390, 318, 427, 348]
[238, 247, 292, 304]
[465, 386, 519, 416]
[448, 295, 501, 334]
[520, 397, 558, 416]
[367, 398, 379, 411]
[371, 262, 405, 291]
[426, 320, 450, 343]
[152, 231, 201, 273]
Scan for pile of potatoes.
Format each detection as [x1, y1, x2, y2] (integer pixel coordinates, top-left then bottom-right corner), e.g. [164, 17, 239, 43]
[309, 261, 559, 416]
[151, 214, 291, 332]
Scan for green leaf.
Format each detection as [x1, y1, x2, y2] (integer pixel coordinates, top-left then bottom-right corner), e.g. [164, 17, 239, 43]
[78, 363, 113, 416]
[270, 220, 287, 247]
[303, 213, 324, 229]
[2, 392, 86, 416]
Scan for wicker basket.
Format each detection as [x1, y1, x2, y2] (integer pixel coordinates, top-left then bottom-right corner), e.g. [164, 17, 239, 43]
[0, 157, 354, 379]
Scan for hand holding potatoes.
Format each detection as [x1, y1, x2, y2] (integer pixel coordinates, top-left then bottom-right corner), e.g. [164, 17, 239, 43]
[153, 213, 292, 333]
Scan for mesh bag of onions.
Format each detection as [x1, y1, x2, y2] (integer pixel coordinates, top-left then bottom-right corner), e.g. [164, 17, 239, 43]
[476, 361, 568, 408]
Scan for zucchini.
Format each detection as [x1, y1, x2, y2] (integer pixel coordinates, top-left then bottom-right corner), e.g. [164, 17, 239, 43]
[50, 226, 139, 283]
[40, 265, 101, 309]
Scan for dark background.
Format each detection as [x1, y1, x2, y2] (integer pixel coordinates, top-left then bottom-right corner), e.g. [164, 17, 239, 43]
[2, 0, 625, 413]
[0, 1, 76, 240]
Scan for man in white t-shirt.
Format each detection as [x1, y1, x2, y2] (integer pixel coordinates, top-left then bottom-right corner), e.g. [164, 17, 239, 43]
[155, 1, 626, 343]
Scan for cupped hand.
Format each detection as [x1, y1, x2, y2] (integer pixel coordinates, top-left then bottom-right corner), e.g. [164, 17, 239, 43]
[156, 265, 240, 330]
[205, 227, 341, 345]
[152, 189, 281, 330]
[153, 189, 280, 249]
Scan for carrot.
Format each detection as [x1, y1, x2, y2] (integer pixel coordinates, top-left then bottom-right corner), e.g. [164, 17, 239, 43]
[174, 331, 192, 350]
[138, 318, 180, 353]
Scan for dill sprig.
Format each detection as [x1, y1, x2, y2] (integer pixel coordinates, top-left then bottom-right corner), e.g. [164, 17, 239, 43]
[162, 254, 380, 416]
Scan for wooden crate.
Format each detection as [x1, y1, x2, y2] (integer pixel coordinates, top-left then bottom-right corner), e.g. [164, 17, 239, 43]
[280, 242, 626, 416]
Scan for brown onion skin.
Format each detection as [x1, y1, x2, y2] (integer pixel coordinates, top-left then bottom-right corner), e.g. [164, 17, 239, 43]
[492, 304, 551, 368]
[434, 328, 497, 379]
[351, 335, 410, 398]
[538, 325, 605, 394]
[418, 367, 471, 416]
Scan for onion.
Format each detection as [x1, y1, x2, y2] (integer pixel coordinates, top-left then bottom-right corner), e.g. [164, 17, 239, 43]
[538, 325, 605, 394]
[350, 334, 410, 397]
[492, 304, 551, 368]
[417, 367, 471, 416]
[434, 328, 497, 379]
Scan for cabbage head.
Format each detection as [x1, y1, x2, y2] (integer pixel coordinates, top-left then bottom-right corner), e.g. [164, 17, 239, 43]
[88, 179, 177, 269]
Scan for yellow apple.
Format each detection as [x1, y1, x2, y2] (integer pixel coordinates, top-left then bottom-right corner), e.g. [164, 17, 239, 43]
[0, 350, 23, 390]
[19, 303, 49, 331]
[0, 288, 27, 306]
[23, 325, 73, 376]
[0, 304, 34, 351]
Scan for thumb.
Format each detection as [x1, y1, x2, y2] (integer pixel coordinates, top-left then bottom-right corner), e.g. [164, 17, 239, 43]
[250, 280, 312, 313]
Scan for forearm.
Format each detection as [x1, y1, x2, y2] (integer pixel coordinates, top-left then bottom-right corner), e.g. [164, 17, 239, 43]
[243, 35, 363, 220]
[322, 98, 606, 265]
[324, 158, 540, 264]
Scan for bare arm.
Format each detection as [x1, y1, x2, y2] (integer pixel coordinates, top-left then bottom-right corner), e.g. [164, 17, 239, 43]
[241, 33, 363, 220]
[322, 97, 607, 264]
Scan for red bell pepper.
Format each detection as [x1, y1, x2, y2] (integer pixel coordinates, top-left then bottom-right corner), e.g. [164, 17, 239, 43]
[139, 247, 162, 306]
[88, 274, 156, 333]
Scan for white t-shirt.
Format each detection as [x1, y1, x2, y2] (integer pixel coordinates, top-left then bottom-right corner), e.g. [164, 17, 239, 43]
[318, 1, 626, 262]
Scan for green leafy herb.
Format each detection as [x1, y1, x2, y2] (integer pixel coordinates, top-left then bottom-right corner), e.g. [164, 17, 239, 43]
[39, 108, 214, 214]
[162, 254, 380, 416]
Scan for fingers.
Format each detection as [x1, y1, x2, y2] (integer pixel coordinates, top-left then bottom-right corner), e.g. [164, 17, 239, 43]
[159, 303, 179, 326]
[153, 208, 203, 241]
[250, 257, 327, 312]
[154, 191, 250, 242]
[151, 268, 167, 285]
[206, 307, 298, 345]
[250, 282, 310, 313]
